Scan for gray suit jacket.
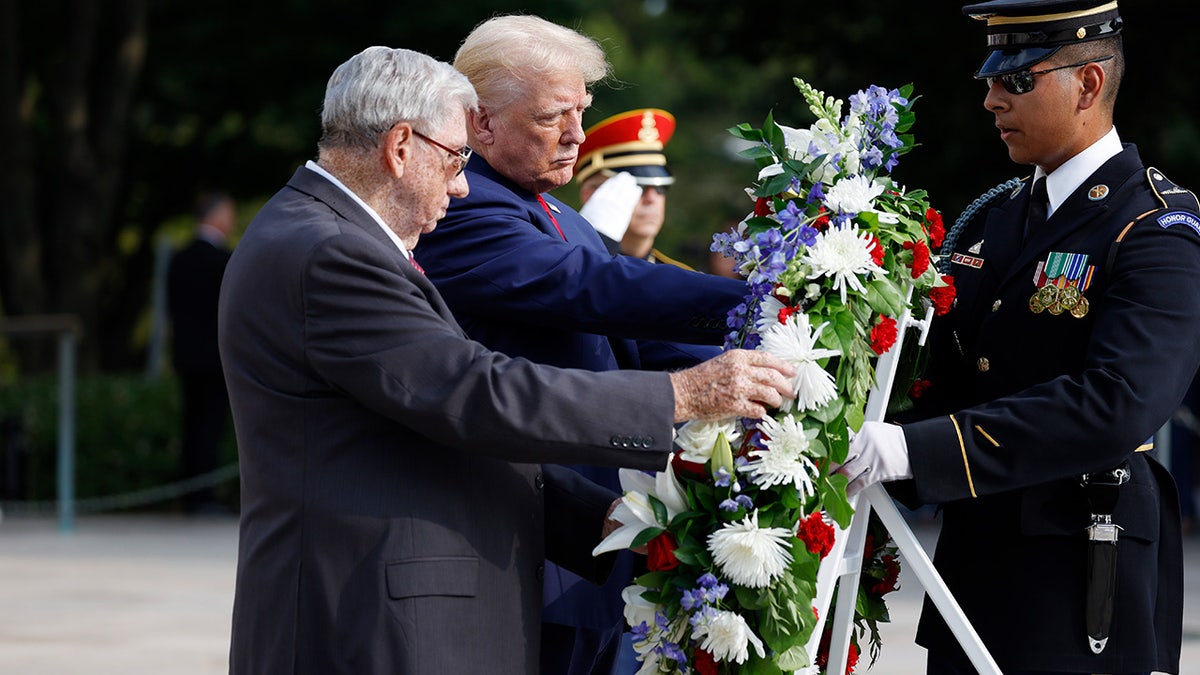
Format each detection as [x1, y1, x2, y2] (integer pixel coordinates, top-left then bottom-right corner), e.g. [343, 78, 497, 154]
[219, 166, 673, 674]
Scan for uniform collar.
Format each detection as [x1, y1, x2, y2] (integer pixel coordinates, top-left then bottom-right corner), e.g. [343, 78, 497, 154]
[1037, 126, 1121, 217]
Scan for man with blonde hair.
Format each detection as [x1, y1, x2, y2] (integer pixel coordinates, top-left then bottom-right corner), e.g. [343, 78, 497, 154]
[220, 45, 794, 674]
[416, 14, 744, 675]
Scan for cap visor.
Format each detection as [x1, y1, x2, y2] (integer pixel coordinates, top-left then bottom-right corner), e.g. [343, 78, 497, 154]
[974, 46, 1059, 77]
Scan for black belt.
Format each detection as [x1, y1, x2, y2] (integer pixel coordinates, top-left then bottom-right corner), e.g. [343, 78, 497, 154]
[1081, 462, 1129, 654]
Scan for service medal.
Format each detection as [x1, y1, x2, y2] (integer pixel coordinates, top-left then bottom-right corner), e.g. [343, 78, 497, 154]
[1071, 296, 1090, 318]
[1030, 252, 1095, 319]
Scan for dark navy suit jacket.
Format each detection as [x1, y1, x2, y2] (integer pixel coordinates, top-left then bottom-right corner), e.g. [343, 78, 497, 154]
[417, 156, 744, 630]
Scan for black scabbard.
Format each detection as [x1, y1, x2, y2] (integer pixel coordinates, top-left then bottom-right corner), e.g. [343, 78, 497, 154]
[1085, 521, 1119, 653]
[1081, 463, 1128, 655]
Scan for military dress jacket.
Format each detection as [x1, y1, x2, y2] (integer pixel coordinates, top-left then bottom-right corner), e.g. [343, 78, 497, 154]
[219, 166, 675, 674]
[416, 156, 737, 632]
[898, 145, 1199, 673]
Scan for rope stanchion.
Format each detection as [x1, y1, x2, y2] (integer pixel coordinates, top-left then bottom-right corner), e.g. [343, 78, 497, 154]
[0, 462, 239, 517]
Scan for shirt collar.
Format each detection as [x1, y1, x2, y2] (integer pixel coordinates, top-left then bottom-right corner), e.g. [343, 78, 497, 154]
[304, 160, 410, 258]
[1036, 126, 1122, 217]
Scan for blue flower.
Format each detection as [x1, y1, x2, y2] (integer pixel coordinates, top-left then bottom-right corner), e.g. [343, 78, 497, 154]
[798, 225, 818, 248]
[714, 466, 734, 487]
[719, 498, 741, 512]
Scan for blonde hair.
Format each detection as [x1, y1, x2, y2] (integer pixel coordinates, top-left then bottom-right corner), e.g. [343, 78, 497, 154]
[454, 15, 610, 110]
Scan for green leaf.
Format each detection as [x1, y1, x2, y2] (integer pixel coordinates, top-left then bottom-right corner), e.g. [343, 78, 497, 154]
[822, 474, 854, 528]
[728, 123, 765, 142]
[630, 526, 664, 550]
[775, 644, 812, 671]
[648, 494, 669, 526]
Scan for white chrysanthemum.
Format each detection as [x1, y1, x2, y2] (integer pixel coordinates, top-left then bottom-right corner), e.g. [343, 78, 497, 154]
[801, 223, 885, 304]
[741, 415, 820, 497]
[675, 419, 741, 464]
[692, 609, 767, 665]
[754, 294, 787, 335]
[758, 314, 841, 412]
[823, 174, 885, 216]
[593, 468, 687, 556]
[707, 510, 795, 588]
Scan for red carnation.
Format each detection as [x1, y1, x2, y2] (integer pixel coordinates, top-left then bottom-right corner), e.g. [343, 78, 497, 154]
[909, 378, 932, 399]
[926, 207, 946, 249]
[870, 554, 901, 596]
[903, 240, 930, 279]
[778, 305, 799, 325]
[867, 235, 885, 267]
[646, 531, 680, 571]
[817, 629, 861, 675]
[868, 315, 898, 355]
[930, 275, 956, 316]
[671, 452, 707, 479]
[796, 511, 837, 560]
[754, 197, 772, 217]
[814, 207, 831, 231]
[693, 649, 719, 675]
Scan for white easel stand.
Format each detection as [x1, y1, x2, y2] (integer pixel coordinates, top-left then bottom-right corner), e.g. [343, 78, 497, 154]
[804, 302, 1002, 675]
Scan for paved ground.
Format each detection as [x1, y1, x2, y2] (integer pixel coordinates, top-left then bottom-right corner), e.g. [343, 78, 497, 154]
[0, 512, 1197, 674]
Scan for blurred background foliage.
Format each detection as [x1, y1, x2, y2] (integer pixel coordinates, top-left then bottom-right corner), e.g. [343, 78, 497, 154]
[3, 0, 1196, 374]
[0, 1, 1196, 505]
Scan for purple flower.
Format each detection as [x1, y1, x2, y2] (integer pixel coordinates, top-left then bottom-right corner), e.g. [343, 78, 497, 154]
[807, 182, 825, 204]
[778, 201, 804, 232]
[798, 225, 818, 248]
[719, 498, 741, 512]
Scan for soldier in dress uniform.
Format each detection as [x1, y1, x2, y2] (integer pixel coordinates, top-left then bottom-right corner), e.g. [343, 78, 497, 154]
[835, 2, 1200, 674]
[574, 108, 692, 268]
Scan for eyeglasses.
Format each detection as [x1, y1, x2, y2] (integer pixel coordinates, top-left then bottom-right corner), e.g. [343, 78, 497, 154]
[985, 55, 1113, 95]
[413, 131, 472, 176]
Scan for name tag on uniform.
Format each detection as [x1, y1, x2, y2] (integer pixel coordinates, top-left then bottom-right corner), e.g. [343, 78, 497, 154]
[952, 252, 984, 268]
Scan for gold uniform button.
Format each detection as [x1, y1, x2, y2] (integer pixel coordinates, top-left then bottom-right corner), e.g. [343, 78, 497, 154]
[992, 299, 1002, 312]
[977, 357, 990, 372]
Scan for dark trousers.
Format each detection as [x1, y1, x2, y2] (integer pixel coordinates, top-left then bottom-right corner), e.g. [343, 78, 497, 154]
[179, 370, 229, 512]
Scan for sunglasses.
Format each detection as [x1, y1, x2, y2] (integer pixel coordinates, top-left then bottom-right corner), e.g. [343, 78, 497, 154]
[985, 55, 1113, 95]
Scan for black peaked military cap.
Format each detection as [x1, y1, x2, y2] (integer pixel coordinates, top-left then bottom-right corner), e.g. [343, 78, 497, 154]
[963, 0, 1122, 77]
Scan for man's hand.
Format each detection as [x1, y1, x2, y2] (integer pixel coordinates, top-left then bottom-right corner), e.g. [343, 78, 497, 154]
[669, 349, 796, 422]
[602, 497, 647, 555]
[834, 421, 912, 497]
[579, 171, 641, 242]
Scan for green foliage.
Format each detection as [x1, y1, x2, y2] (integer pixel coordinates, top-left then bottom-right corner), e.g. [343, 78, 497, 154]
[0, 374, 236, 508]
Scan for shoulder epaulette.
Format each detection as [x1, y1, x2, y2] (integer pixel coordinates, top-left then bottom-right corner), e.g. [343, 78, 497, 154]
[937, 177, 1024, 274]
[1147, 167, 1200, 212]
[1104, 169, 1200, 274]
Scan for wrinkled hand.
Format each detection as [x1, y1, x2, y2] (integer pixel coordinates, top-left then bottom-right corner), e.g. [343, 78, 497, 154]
[669, 349, 796, 422]
[834, 421, 912, 497]
[578, 171, 641, 242]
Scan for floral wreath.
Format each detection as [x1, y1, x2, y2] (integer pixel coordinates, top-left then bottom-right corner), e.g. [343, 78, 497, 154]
[594, 78, 955, 674]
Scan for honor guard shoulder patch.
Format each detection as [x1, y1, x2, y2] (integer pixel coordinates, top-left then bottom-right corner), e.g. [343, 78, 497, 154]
[1156, 211, 1200, 237]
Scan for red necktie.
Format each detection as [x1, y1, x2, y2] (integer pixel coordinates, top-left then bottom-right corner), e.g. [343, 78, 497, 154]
[536, 195, 568, 241]
[408, 253, 425, 275]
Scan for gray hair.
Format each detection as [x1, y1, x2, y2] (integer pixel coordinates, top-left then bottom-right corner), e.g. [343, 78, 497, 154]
[319, 46, 478, 152]
[454, 15, 611, 111]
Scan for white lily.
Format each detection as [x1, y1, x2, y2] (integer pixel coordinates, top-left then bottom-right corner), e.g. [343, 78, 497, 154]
[592, 467, 688, 555]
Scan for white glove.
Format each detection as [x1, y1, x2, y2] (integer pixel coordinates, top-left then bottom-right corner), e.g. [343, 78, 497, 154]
[578, 171, 641, 243]
[835, 421, 912, 497]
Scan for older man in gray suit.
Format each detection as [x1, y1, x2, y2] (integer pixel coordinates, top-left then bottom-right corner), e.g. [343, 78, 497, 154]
[218, 46, 793, 674]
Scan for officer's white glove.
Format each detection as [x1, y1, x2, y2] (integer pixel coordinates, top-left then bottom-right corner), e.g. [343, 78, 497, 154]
[578, 171, 641, 243]
[835, 421, 912, 498]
